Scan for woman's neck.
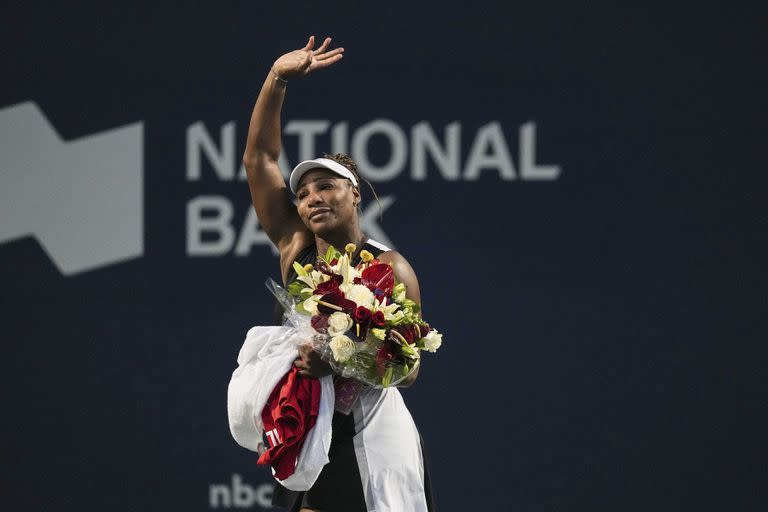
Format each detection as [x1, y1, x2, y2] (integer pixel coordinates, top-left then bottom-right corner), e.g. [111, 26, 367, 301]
[314, 226, 366, 258]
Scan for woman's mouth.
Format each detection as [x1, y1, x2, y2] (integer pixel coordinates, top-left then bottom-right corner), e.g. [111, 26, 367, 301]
[309, 208, 331, 219]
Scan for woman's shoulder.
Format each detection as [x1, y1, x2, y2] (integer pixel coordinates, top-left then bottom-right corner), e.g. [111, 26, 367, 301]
[372, 245, 421, 303]
[365, 239, 412, 272]
[361, 238, 390, 258]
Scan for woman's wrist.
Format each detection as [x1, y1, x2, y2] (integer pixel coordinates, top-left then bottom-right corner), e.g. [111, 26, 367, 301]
[270, 66, 288, 86]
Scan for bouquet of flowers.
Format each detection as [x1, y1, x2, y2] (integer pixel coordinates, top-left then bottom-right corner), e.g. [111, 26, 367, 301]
[268, 243, 442, 388]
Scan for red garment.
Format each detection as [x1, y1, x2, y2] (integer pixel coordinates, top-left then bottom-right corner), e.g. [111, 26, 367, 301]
[257, 366, 321, 479]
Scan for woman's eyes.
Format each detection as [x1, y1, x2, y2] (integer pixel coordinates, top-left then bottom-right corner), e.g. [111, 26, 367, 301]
[299, 182, 334, 200]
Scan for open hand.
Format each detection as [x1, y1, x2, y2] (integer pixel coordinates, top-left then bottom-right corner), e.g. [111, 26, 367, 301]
[294, 343, 334, 378]
[273, 36, 344, 80]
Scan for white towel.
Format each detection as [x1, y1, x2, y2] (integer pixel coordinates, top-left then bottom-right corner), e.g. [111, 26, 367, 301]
[227, 325, 334, 491]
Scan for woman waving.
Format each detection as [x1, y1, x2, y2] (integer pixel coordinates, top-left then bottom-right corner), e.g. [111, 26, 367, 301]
[242, 36, 435, 512]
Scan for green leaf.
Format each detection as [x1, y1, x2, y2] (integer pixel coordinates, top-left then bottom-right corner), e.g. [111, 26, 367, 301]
[389, 311, 406, 325]
[382, 367, 393, 388]
[392, 283, 407, 303]
[287, 280, 305, 296]
[400, 344, 418, 359]
[292, 261, 308, 277]
[322, 245, 342, 264]
[402, 299, 420, 316]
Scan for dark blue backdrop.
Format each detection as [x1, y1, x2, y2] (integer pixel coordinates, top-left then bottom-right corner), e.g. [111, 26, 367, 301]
[2, 2, 765, 511]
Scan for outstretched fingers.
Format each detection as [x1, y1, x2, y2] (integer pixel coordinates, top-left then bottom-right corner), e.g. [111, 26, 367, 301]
[315, 46, 344, 61]
[312, 46, 344, 71]
[312, 51, 343, 70]
[313, 37, 332, 55]
[295, 36, 344, 75]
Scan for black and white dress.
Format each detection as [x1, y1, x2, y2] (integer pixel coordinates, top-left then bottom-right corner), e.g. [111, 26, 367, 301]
[272, 239, 435, 512]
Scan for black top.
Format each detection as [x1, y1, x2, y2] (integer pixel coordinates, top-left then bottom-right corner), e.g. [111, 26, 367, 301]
[271, 240, 390, 511]
[270, 239, 435, 511]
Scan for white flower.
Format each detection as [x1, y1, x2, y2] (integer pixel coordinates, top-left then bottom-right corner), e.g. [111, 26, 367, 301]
[329, 334, 356, 362]
[297, 270, 328, 290]
[297, 274, 315, 289]
[374, 297, 400, 319]
[422, 330, 443, 353]
[336, 254, 354, 285]
[303, 296, 319, 315]
[344, 284, 375, 308]
[331, 253, 349, 275]
[327, 312, 353, 335]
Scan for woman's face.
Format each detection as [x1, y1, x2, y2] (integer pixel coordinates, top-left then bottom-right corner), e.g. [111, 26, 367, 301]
[296, 168, 360, 235]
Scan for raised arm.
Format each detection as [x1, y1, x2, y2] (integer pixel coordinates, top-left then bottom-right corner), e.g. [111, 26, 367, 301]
[242, 36, 344, 253]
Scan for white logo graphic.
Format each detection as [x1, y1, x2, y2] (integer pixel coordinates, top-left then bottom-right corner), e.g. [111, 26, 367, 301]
[0, 102, 143, 275]
[209, 474, 274, 509]
[184, 119, 561, 257]
[1, 103, 561, 275]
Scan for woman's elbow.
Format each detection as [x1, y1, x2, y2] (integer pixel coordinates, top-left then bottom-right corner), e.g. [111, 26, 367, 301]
[242, 151, 277, 173]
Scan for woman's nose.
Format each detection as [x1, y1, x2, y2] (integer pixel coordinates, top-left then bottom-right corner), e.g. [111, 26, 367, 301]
[307, 188, 324, 206]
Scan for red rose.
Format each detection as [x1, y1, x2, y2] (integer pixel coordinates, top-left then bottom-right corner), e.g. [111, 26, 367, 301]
[371, 310, 385, 327]
[315, 274, 343, 295]
[361, 263, 394, 296]
[352, 306, 372, 341]
[318, 290, 356, 314]
[311, 315, 329, 333]
[353, 306, 372, 325]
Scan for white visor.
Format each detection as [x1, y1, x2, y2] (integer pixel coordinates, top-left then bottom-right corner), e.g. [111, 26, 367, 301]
[289, 158, 358, 194]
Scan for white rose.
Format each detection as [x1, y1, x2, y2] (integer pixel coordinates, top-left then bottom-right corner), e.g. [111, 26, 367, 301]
[327, 312, 353, 335]
[422, 330, 443, 353]
[303, 296, 319, 315]
[329, 334, 356, 362]
[345, 284, 375, 308]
